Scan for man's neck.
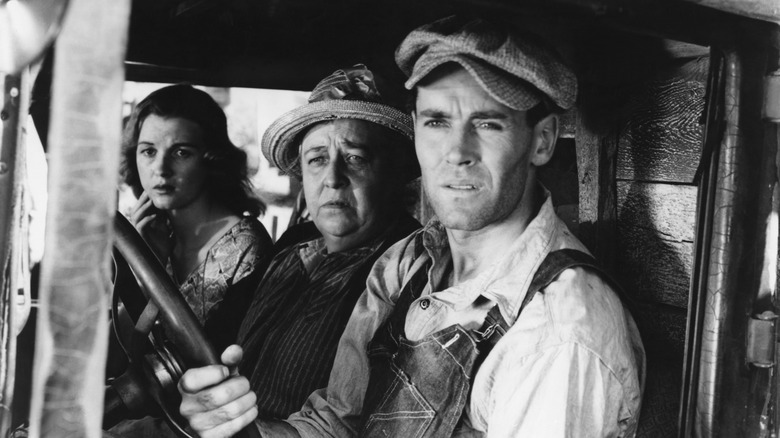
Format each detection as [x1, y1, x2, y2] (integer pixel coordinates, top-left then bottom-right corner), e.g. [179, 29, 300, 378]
[444, 187, 542, 285]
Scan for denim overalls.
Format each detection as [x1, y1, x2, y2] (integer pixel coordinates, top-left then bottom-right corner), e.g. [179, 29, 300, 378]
[360, 245, 611, 438]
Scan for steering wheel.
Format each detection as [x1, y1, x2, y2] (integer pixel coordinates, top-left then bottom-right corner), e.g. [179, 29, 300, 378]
[104, 213, 260, 438]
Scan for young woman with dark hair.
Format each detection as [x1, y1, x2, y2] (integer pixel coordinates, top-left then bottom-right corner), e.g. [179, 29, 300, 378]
[120, 84, 273, 350]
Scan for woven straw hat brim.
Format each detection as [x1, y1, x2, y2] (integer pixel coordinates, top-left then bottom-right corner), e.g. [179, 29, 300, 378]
[406, 52, 542, 111]
[261, 100, 414, 178]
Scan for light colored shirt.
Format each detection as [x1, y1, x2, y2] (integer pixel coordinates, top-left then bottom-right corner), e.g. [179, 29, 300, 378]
[279, 195, 645, 437]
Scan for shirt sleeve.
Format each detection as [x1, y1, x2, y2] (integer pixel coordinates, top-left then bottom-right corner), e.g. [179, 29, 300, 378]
[472, 341, 633, 438]
[464, 261, 643, 438]
[282, 232, 421, 437]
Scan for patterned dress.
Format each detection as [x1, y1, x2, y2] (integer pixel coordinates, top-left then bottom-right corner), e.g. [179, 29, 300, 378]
[169, 217, 273, 350]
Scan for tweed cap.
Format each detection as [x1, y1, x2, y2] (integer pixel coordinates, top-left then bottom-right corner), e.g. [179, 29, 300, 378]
[261, 64, 415, 179]
[396, 16, 577, 111]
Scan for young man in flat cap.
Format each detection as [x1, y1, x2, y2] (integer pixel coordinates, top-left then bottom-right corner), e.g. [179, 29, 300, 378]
[178, 16, 645, 438]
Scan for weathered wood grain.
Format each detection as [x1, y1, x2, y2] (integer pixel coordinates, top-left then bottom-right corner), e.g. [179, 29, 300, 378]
[616, 181, 697, 308]
[28, 0, 130, 437]
[576, 111, 619, 268]
[617, 57, 709, 183]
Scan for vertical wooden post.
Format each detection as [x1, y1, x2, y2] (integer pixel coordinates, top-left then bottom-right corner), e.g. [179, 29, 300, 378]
[576, 112, 619, 269]
[28, 0, 130, 436]
[0, 70, 29, 436]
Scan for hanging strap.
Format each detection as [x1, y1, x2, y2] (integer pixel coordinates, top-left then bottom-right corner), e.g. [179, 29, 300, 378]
[475, 248, 618, 349]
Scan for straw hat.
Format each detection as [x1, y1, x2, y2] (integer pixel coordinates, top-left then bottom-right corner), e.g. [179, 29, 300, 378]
[396, 16, 577, 111]
[261, 64, 415, 179]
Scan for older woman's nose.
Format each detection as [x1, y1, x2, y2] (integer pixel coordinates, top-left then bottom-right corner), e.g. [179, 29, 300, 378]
[323, 158, 348, 188]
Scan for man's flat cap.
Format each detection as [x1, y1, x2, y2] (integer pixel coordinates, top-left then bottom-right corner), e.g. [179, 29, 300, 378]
[396, 16, 577, 111]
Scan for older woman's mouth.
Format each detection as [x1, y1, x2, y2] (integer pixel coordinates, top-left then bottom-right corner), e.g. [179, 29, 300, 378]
[322, 200, 352, 209]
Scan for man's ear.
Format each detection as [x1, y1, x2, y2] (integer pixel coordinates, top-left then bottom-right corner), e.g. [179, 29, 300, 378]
[529, 113, 559, 167]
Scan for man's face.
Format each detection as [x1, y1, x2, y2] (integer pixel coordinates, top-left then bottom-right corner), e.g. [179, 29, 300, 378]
[414, 67, 540, 232]
[300, 119, 394, 248]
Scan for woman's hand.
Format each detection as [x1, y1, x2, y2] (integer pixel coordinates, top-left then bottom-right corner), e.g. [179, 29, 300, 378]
[129, 191, 172, 262]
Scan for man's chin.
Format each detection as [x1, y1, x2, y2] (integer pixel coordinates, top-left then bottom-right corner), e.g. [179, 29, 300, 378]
[436, 214, 488, 232]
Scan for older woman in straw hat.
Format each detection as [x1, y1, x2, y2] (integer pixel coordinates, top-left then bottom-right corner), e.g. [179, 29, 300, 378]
[235, 64, 420, 419]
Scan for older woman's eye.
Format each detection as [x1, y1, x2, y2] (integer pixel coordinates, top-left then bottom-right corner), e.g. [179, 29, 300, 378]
[346, 154, 368, 165]
[307, 156, 326, 166]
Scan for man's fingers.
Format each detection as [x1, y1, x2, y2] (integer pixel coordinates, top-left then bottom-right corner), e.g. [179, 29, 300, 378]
[178, 365, 229, 395]
[186, 391, 258, 435]
[221, 345, 244, 368]
[180, 374, 252, 415]
[178, 346, 253, 436]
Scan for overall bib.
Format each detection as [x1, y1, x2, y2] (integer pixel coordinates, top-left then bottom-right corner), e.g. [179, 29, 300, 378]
[360, 246, 612, 438]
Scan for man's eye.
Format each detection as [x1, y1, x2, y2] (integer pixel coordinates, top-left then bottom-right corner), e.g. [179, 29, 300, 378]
[423, 119, 447, 128]
[476, 121, 502, 131]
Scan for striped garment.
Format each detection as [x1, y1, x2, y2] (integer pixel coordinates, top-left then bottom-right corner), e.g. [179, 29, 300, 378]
[237, 215, 420, 419]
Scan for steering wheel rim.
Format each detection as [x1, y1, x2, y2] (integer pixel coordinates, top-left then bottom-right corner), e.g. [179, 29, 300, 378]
[107, 213, 259, 438]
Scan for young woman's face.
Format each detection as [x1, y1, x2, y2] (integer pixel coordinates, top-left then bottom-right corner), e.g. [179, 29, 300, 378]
[135, 115, 210, 211]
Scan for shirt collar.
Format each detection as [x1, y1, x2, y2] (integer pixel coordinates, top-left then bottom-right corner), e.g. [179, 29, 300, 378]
[420, 190, 562, 325]
[297, 234, 386, 273]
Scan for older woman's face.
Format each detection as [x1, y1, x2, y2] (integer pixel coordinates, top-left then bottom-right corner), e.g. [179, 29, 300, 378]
[300, 119, 395, 251]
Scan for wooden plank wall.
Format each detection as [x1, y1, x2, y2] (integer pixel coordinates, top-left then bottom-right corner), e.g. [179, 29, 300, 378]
[574, 34, 709, 436]
[618, 53, 708, 437]
[615, 55, 708, 345]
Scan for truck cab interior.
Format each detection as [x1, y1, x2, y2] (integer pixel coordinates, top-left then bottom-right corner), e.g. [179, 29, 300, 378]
[1, 0, 779, 437]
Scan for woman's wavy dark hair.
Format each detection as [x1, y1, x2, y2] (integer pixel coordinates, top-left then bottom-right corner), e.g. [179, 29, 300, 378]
[120, 84, 265, 217]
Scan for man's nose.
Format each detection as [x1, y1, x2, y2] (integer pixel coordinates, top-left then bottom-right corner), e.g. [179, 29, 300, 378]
[323, 158, 348, 188]
[444, 129, 477, 166]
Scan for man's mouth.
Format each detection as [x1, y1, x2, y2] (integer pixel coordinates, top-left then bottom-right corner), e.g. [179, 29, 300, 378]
[443, 180, 479, 191]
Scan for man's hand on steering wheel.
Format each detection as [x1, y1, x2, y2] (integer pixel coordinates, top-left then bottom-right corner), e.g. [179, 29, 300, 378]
[178, 345, 259, 438]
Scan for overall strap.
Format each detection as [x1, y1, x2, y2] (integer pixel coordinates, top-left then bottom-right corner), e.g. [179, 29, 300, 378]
[476, 248, 604, 348]
[381, 232, 432, 344]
